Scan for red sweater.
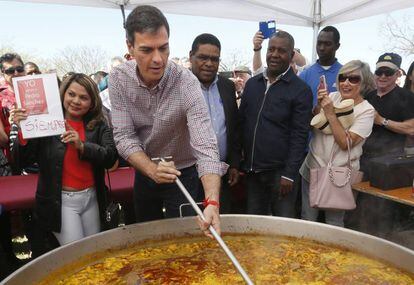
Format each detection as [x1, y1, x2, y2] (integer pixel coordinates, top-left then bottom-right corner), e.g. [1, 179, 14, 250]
[62, 120, 94, 190]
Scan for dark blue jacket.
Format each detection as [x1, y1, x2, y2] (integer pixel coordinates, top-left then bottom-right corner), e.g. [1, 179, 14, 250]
[239, 68, 312, 179]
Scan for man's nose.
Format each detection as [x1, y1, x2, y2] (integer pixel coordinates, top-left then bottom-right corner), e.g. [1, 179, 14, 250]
[152, 50, 162, 64]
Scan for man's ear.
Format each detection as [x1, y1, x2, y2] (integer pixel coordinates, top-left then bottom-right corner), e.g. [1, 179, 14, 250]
[189, 50, 194, 63]
[290, 50, 295, 60]
[126, 40, 134, 54]
[335, 42, 341, 51]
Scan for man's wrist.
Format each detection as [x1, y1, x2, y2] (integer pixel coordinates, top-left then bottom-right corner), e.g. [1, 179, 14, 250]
[253, 46, 262, 52]
[382, 118, 389, 127]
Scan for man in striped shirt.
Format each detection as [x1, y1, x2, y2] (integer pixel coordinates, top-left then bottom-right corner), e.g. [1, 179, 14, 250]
[109, 5, 227, 237]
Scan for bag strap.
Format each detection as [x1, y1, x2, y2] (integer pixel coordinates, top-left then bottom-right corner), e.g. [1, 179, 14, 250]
[328, 131, 352, 187]
[345, 131, 352, 168]
[106, 169, 112, 194]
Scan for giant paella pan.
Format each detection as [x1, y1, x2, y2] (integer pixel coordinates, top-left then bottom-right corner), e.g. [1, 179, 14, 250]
[2, 215, 414, 284]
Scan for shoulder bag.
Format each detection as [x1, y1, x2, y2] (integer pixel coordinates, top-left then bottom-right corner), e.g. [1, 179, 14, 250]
[309, 133, 363, 210]
[103, 170, 124, 230]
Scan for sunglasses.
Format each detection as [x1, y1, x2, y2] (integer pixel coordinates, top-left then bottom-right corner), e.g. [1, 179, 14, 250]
[195, 54, 220, 63]
[338, 74, 361, 84]
[3, 66, 25, 75]
[375, 69, 396, 77]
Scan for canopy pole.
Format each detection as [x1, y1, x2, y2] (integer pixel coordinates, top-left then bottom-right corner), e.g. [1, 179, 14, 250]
[120, 4, 126, 28]
[312, 0, 321, 62]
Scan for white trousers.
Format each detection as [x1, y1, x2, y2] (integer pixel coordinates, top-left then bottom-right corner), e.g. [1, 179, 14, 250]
[53, 187, 100, 245]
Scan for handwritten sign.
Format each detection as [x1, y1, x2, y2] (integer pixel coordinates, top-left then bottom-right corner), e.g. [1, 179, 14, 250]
[13, 74, 65, 139]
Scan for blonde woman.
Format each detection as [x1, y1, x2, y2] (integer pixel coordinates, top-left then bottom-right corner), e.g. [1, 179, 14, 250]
[300, 60, 375, 227]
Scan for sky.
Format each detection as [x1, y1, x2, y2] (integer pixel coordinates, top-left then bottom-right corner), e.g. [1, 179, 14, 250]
[0, 1, 413, 72]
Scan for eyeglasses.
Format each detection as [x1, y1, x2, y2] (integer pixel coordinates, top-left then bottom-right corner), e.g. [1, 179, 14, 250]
[338, 74, 361, 84]
[375, 69, 396, 77]
[195, 54, 220, 63]
[2, 66, 25, 75]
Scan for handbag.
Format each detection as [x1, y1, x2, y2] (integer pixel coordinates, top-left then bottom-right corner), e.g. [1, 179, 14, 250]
[103, 170, 124, 230]
[309, 133, 363, 210]
[0, 150, 11, 177]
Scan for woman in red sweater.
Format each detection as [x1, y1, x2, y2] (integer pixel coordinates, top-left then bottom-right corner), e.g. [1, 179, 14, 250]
[10, 74, 118, 245]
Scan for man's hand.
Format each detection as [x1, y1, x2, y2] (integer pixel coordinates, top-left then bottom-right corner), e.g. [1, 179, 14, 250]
[149, 160, 181, 184]
[227, 168, 240, 187]
[374, 111, 384, 125]
[197, 204, 220, 239]
[253, 31, 264, 50]
[279, 177, 293, 197]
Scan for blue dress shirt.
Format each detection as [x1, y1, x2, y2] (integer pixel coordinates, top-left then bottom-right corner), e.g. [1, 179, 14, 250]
[201, 76, 227, 162]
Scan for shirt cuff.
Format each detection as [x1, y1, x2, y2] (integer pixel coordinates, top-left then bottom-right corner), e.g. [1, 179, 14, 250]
[281, 176, 294, 183]
[197, 159, 229, 178]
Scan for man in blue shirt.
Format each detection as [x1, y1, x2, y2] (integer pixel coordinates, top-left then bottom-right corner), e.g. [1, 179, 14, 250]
[190, 33, 241, 213]
[300, 26, 342, 106]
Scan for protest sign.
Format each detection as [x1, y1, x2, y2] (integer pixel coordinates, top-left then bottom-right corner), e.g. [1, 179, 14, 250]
[13, 74, 65, 139]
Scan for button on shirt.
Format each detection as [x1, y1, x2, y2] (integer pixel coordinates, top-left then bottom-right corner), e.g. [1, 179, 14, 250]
[201, 76, 227, 162]
[108, 60, 228, 177]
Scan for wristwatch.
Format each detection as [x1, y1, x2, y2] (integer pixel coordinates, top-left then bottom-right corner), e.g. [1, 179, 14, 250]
[382, 118, 389, 127]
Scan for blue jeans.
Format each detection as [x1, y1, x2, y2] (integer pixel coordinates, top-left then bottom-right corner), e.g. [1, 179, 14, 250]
[133, 165, 201, 222]
[301, 177, 345, 227]
[246, 170, 298, 217]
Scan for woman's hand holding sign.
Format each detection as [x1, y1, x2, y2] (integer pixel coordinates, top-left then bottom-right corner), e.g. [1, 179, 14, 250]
[61, 121, 84, 154]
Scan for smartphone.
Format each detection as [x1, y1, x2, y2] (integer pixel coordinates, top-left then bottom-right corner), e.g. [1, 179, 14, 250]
[318, 75, 327, 91]
[259, 20, 276, 39]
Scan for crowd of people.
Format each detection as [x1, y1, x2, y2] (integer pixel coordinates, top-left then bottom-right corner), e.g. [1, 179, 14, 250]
[1, 4, 414, 279]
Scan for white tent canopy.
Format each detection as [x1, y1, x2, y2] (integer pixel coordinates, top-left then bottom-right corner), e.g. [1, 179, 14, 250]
[5, 0, 414, 60]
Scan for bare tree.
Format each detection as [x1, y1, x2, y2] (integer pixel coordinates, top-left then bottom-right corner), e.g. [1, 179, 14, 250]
[380, 15, 414, 56]
[219, 49, 251, 72]
[52, 46, 109, 76]
[1, 41, 55, 73]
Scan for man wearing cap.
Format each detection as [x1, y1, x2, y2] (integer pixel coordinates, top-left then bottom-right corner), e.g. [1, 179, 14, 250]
[189, 33, 241, 213]
[232, 66, 251, 100]
[362, 52, 414, 165]
[299, 26, 342, 106]
[355, 52, 414, 237]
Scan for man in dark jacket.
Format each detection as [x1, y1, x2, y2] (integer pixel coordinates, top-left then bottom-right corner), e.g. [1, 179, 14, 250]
[190, 33, 241, 213]
[239, 30, 312, 217]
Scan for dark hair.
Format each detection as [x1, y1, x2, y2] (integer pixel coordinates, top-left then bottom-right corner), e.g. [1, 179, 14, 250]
[270, 30, 295, 51]
[0, 53, 24, 70]
[320, 26, 340, 44]
[91, 71, 108, 84]
[59, 73, 104, 130]
[190, 33, 221, 54]
[24, 62, 40, 72]
[404, 61, 414, 92]
[125, 5, 169, 44]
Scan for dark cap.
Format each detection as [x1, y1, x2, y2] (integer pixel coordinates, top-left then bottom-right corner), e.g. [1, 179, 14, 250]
[376, 52, 402, 70]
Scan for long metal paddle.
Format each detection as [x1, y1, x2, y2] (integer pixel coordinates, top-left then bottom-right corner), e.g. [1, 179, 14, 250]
[153, 157, 254, 285]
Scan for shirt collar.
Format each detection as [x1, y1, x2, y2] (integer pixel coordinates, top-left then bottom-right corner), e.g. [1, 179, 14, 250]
[134, 61, 172, 91]
[263, 65, 291, 84]
[200, 75, 219, 91]
[316, 58, 339, 72]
